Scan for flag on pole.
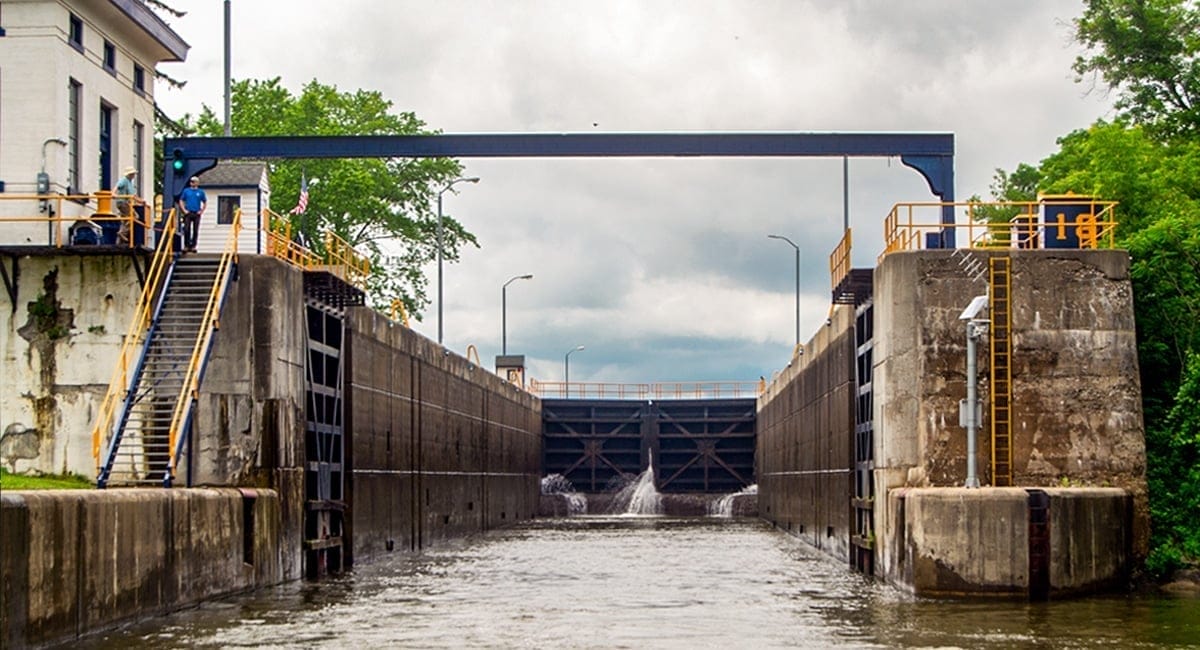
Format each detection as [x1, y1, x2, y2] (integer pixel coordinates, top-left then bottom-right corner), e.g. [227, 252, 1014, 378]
[289, 172, 309, 215]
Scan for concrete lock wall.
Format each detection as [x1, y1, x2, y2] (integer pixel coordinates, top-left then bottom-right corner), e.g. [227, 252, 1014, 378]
[0, 255, 143, 477]
[757, 304, 856, 562]
[189, 255, 308, 581]
[871, 249, 1146, 591]
[1, 488, 284, 649]
[343, 307, 542, 563]
[887, 487, 1132, 597]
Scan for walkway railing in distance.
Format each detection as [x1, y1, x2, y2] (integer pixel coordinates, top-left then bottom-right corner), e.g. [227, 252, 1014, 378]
[165, 207, 242, 485]
[530, 379, 763, 400]
[92, 210, 179, 465]
[829, 228, 852, 293]
[262, 208, 371, 293]
[879, 196, 1118, 261]
[0, 191, 154, 248]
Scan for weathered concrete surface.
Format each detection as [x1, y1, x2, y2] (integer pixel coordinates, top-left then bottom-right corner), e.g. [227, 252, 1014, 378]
[0, 255, 142, 476]
[757, 304, 856, 562]
[872, 250, 1148, 582]
[886, 487, 1131, 598]
[343, 306, 542, 564]
[1, 488, 284, 649]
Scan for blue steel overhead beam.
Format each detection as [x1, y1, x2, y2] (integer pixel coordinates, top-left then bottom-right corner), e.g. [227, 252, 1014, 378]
[163, 131, 955, 227]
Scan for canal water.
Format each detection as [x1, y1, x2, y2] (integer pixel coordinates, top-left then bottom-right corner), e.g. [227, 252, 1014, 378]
[76, 517, 1199, 649]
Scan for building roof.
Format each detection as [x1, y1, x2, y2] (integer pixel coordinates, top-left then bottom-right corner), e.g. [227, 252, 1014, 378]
[199, 161, 269, 188]
[108, 0, 189, 62]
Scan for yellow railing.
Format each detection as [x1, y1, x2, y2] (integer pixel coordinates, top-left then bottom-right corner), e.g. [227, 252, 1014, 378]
[0, 191, 154, 247]
[262, 208, 371, 293]
[829, 228, 852, 291]
[879, 197, 1118, 260]
[389, 298, 411, 326]
[91, 210, 179, 465]
[529, 379, 762, 400]
[165, 207, 243, 482]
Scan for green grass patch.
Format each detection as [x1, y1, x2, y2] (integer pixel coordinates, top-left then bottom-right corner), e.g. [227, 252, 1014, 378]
[0, 468, 93, 490]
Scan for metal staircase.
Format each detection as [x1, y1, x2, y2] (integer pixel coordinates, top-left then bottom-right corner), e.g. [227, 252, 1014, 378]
[989, 256, 1013, 486]
[93, 210, 241, 487]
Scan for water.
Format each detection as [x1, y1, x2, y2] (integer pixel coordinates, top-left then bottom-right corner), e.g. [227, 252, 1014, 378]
[74, 517, 1200, 649]
[709, 483, 758, 517]
[609, 453, 663, 515]
[541, 473, 588, 515]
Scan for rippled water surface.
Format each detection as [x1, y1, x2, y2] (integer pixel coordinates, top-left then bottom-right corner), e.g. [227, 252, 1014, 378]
[78, 517, 1199, 649]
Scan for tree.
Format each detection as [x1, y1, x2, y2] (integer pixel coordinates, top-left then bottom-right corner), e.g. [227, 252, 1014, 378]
[1073, 0, 1200, 139]
[191, 78, 477, 316]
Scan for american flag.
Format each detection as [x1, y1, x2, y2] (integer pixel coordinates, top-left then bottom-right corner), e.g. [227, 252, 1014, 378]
[289, 173, 308, 215]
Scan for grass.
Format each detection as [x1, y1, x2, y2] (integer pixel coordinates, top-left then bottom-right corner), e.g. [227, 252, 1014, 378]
[0, 468, 93, 490]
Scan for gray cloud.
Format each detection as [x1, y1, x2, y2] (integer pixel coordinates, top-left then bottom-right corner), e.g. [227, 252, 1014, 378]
[157, 0, 1111, 383]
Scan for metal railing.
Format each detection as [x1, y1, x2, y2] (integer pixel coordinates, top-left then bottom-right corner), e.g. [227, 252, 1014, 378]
[91, 209, 179, 466]
[262, 208, 371, 292]
[879, 197, 1118, 260]
[0, 191, 155, 248]
[164, 207, 243, 484]
[530, 379, 763, 400]
[829, 228, 852, 292]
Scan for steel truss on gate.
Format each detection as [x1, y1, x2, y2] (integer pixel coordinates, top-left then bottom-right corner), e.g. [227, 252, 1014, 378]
[542, 398, 756, 494]
[301, 274, 364, 578]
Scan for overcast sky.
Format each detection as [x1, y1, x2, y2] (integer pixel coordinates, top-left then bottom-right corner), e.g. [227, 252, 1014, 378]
[154, 1, 1113, 386]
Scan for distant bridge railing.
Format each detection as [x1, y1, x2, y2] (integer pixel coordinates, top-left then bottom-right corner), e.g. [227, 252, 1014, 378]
[530, 379, 764, 400]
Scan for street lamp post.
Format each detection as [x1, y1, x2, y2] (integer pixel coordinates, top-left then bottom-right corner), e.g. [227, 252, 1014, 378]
[768, 234, 801, 348]
[564, 345, 585, 396]
[502, 274, 533, 355]
[436, 176, 480, 344]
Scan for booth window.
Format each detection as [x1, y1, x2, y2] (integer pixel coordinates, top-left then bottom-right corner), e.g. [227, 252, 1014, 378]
[218, 195, 240, 225]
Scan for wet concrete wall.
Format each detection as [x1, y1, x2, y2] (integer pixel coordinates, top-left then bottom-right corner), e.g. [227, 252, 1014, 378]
[886, 487, 1132, 597]
[872, 249, 1148, 582]
[1, 488, 283, 649]
[0, 254, 142, 476]
[343, 306, 542, 564]
[756, 305, 856, 563]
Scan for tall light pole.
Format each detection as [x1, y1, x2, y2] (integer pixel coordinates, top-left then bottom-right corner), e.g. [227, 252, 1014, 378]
[768, 234, 801, 347]
[436, 176, 480, 344]
[564, 345, 585, 394]
[502, 274, 533, 355]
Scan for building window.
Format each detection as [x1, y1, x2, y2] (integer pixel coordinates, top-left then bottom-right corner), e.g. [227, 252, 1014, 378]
[133, 121, 144, 189]
[68, 14, 83, 51]
[133, 65, 145, 94]
[68, 79, 81, 193]
[218, 196, 241, 225]
[103, 41, 116, 74]
[99, 103, 114, 191]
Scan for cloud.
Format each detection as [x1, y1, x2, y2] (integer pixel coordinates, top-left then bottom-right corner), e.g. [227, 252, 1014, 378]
[155, 1, 1111, 383]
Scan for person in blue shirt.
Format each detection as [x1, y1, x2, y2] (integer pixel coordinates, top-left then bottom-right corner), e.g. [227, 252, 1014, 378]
[176, 176, 207, 252]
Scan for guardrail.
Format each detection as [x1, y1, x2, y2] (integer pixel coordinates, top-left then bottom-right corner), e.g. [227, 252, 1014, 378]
[91, 209, 179, 466]
[880, 197, 1118, 259]
[262, 209, 372, 293]
[530, 379, 764, 400]
[0, 191, 156, 248]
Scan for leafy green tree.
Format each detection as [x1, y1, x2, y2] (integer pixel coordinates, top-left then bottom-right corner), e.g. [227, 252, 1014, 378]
[966, 164, 1042, 244]
[1073, 0, 1200, 138]
[191, 78, 477, 316]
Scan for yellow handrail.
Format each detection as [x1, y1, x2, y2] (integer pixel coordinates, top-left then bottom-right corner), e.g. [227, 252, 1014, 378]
[262, 209, 372, 293]
[389, 298, 411, 326]
[878, 198, 1118, 262]
[0, 192, 153, 248]
[92, 210, 179, 465]
[829, 228, 852, 291]
[164, 207, 242, 482]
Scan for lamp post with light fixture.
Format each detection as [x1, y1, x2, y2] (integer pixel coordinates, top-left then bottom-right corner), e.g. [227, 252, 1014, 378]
[436, 176, 480, 344]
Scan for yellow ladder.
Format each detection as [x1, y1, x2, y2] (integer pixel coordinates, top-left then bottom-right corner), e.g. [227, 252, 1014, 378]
[989, 256, 1013, 486]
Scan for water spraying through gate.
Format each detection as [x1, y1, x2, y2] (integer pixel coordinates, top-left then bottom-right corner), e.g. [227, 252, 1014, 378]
[610, 451, 663, 515]
[708, 484, 758, 517]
